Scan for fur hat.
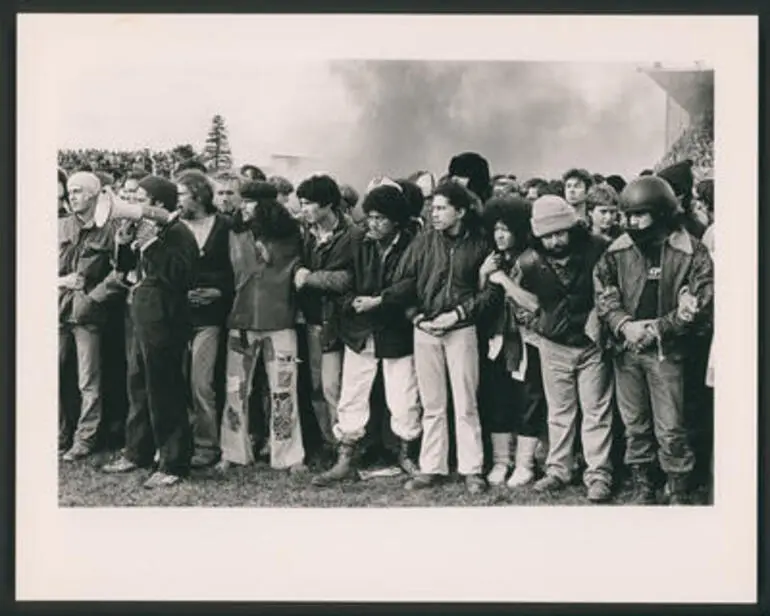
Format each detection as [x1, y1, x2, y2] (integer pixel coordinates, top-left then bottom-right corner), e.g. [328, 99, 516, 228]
[138, 175, 179, 212]
[605, 174, 627, 195]
[448, 152, 491, 202]
[240, 180, 278, 201]
[530, 195, 579, 238]
[657, 159, 694, 197]
[361, 185, 410, 227]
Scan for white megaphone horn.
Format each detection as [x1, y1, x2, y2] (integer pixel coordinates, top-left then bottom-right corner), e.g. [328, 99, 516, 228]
[94, 188, 172, 228]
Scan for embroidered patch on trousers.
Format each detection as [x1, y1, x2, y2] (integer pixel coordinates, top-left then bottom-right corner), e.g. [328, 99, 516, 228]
[276, 366, 295, 389]
[271, 392, 294, 441]
[226, 407, 242, 432]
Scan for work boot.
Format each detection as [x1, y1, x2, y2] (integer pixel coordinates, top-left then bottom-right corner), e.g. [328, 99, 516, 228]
[532, 474, 566, 493]
[630, 464, 657, 505]
[397, 438, 420, 477]
[507, 435, 539, 487]
[666, 472, 692, 505]
[311, 443, 356, 487]
[587, 479, 612, 503]
[404, 473, 442, 491]
[465, 474, 488, 495]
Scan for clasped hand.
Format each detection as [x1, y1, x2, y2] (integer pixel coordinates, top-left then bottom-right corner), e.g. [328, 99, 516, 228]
[352, 296, 381, 313]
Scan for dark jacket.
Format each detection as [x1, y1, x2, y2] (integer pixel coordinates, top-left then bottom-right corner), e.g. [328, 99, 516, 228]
[515, 234, 609, 348]
[593, 228, 714, 359]
[58, 214, 116, 326]
[298, 216, 354, 352]
[483, 252, 527, 373]
[384, 225, 500, 330]
[227, 229, 302, 333]
[186, 214, 235, 327]
[339, 227, 416, 358]
[117, 217, 199, 337]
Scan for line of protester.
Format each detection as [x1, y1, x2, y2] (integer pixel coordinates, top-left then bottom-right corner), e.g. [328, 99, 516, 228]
[58, 152, 715, 504]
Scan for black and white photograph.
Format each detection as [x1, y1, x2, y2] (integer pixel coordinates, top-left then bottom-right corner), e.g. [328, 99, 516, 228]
[16, 13, 757, 603]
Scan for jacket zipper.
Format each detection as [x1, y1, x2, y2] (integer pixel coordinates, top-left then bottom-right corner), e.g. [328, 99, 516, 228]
[445, 244, 455, 308]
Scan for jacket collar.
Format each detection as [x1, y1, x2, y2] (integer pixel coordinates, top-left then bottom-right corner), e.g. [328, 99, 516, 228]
[607, 228, 693, 256]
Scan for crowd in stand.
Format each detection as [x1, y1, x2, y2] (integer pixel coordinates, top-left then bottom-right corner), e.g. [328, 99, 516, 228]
[57, 145, 716, 505]
[656, 112, 714, 181]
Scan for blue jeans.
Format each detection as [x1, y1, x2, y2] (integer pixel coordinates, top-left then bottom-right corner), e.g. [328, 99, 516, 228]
[613, 351, 695, 474]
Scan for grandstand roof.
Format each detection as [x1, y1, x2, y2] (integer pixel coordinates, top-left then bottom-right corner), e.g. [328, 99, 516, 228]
[640, 66, 714, 117]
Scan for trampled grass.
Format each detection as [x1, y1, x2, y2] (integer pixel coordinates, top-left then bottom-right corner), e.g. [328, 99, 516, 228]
[58, 450, 711, 508]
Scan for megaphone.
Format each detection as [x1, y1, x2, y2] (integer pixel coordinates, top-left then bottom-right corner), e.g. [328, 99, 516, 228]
[94, 188, 172, 228]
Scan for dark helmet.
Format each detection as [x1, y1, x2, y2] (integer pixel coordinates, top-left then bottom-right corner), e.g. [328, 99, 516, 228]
[620, 176, 678, 216]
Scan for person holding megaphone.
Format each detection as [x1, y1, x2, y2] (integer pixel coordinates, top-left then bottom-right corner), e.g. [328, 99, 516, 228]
[101, 175, 200, 489]
[59, 171, 117, 461]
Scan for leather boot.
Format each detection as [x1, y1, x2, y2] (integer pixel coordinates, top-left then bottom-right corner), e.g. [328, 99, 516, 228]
[666, 472, 692, 505]
[630, 464, 657, 505]
[311, 443, 357, 487]
[397, 438, 420, 477]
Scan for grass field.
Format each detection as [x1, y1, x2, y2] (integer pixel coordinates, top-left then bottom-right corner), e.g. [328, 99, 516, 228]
[58, 450, 712, 508]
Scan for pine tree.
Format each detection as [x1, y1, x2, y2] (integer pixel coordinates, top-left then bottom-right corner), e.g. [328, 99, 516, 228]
[203, 115, 233, 171]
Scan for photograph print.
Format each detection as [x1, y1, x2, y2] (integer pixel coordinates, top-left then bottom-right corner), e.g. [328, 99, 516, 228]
[54, 22, 717, 510]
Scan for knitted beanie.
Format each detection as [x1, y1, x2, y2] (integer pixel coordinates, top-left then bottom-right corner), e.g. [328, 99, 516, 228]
[361, 185, 410, 227]
[448, 152, 491, 202]
[138, 175, 179, 212]
[530, 195, 579, 238]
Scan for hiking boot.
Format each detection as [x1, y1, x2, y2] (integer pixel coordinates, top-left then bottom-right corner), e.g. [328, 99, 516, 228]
[61, 442, 92, 462]
[630, 464, 657, 505]
[397, 438, 420, 477]
[465, 474, 488, 495]
[533, 474, 566, 493]
[143, 471, 182, 489]
[311, 443, 356, 487]
[486, 463, 510, 486]
[404, 473, 442, 491]
[666, 472, 692, 505]
[102, 454, 140, 474]
[587, 479, 612, 503]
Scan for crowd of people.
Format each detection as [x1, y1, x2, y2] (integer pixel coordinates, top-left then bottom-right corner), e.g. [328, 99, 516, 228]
[656, 112, 715, 181]
[57, 147, 716, 505]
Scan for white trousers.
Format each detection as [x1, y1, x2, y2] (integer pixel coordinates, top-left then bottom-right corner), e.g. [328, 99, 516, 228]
[333, 336, 422, 445]
[414, 325, 483, 476]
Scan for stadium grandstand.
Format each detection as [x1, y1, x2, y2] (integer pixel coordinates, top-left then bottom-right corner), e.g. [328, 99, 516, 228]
[640, 62, 714, 180]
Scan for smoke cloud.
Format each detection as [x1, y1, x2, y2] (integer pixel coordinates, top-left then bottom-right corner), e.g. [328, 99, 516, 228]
[316, 60, 666, 191]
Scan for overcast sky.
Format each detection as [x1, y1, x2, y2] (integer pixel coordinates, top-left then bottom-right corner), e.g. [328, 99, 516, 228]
[50, 15, 669, 187]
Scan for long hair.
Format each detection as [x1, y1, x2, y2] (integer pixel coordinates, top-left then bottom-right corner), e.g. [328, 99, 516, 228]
[482, 195, 534, 254]
[246, 197, 301, 242]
